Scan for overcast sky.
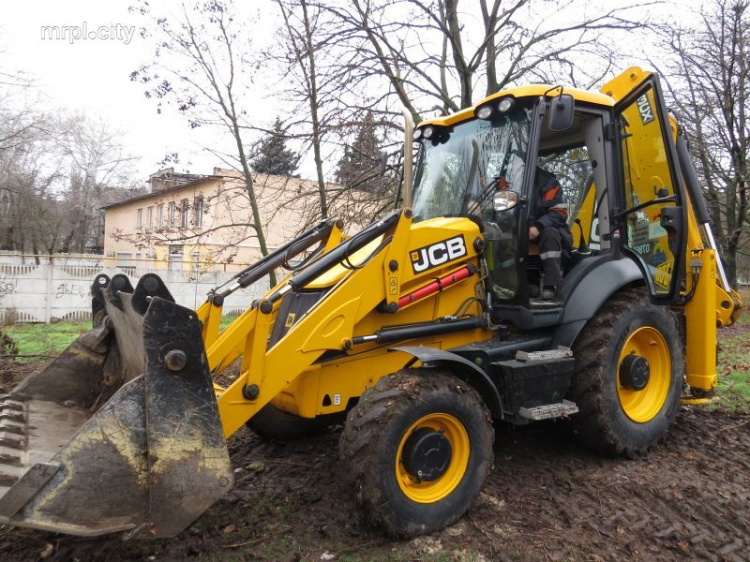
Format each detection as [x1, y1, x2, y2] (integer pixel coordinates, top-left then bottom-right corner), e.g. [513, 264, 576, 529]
[0, 0, 699, 185]
[0, 0, 273, 181]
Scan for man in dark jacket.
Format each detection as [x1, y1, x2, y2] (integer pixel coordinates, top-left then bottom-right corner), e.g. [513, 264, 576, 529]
[529, 167, 572, 299]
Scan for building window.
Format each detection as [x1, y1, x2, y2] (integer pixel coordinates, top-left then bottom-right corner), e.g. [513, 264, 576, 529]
[194, 196, 204, 228]
[157, 204, 164, 229]
[147, 206, 154, 230]
[181, 198, 189, 228]
[168, 202, 176, 228]
[136, 208, 143, 229]
[168, 247, 183, 271]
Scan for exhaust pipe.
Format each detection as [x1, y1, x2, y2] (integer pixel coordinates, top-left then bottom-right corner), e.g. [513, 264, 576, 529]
[402, 107, 415, 209]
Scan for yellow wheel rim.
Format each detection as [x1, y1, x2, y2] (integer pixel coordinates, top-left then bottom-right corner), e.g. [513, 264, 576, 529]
[617, 326, 671, 423]
[395, 413, 470, 504]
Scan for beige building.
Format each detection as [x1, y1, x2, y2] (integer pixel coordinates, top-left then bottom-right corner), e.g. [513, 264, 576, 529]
[103, 168, 353, 273]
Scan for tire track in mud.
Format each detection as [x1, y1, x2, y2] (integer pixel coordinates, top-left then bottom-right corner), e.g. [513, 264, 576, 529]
[479, 408, 750, 561]
[0, 408, 748, 561]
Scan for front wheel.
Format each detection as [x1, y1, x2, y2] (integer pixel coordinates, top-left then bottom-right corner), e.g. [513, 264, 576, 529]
[568, 287, 684, 456]
[339, 370, 494, 537]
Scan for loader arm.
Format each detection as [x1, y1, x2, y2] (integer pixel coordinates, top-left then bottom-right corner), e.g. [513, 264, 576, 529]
[197, 218, 344, 350]
[203, 209, 487, 438]
[0, 219, 354, 539]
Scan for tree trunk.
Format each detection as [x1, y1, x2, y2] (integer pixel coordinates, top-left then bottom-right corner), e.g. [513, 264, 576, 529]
[231, 118, 277, 287]
[301, 0, 328, 219]
[444, 0, 473, 108]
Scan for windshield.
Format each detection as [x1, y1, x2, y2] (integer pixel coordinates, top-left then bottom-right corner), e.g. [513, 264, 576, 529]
[412, 106, 532, 222]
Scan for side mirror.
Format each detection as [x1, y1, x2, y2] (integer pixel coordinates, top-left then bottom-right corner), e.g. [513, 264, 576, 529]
[378, 151, 388, 175]
[548, 93, 575, 132]
[493, 191, 519, 212]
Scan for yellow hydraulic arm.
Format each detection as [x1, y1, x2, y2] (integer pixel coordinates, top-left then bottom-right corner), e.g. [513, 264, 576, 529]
[199, 210, 486, 438]
[678, 136, 742, 397]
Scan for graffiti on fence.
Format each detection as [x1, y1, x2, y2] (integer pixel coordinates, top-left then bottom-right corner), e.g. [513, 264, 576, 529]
[0, 259, 269, 322]
[0, 275, 16, 305]
[55, 283, 90, 300]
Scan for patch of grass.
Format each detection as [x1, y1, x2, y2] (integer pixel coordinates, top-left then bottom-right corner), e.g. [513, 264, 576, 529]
[1, 312, 242, 364]
[2, 320, 90, 361]
[220, 313, 240, 331]
[715, 289, 750, 411]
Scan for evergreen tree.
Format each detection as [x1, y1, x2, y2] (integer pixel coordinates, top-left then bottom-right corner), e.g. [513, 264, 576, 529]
[335, 112, 385, 193]
[250, 117, 299, 176]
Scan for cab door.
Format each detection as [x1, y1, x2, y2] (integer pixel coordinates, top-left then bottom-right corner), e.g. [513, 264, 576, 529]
[607, 69, 687, 302]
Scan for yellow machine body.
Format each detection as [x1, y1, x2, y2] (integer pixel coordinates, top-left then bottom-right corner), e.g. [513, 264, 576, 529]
[198, 67, 741, 429]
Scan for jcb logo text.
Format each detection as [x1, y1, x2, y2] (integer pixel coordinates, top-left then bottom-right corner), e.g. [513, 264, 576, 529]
[410, 235, 467, 273]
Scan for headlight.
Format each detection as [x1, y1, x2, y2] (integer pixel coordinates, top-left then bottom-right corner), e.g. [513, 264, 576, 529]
[498, 97, 515, 113]
[422, 126, 435, 139]
[413, 128, 423, 140]
[476, 105, 493, 120]
[493, 191, 519, 212]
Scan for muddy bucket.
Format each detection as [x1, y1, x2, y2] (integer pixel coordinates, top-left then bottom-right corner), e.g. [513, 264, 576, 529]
[0, 274, 233, 538]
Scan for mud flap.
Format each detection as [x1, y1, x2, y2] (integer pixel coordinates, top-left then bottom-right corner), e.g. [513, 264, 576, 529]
[0, 291, 233, 537]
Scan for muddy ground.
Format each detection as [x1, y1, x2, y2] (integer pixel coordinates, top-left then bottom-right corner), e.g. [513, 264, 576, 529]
[0, 406, 748, 561]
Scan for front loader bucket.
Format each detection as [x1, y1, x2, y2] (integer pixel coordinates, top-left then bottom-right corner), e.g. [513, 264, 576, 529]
[0, 275, 233, 538]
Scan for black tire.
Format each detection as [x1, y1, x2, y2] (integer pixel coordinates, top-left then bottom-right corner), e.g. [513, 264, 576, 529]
[245, 403, 328, 441]
[339, 369, 494, 538]
[568, 286, 684, 456]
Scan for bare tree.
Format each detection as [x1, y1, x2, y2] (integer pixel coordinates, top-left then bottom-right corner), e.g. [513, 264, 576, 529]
[56, 114, 139, 252]
[273, 0, 334, 219]
[260, 0, 651, 229]
[267, 0, 403, 230]
[325, 0, 648, 123]
[0, 110, 138, 258]
[658, 0, 749, 286]
[0, 52, 136, 258]
[131, 0, 279, 283]
[0, 128, 63, 258]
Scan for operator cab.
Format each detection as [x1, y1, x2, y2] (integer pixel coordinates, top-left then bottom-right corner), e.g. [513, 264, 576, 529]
[411, 76, 687, 330]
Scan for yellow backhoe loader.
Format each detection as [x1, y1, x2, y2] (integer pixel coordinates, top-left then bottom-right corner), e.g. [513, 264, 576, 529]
[0, 67, 741, 539]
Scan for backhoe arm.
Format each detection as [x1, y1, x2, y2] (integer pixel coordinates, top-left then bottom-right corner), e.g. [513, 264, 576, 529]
[676, 126, 743, 396]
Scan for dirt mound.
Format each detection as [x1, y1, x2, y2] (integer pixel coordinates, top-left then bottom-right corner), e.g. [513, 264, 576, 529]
[1, 407, 748, 561]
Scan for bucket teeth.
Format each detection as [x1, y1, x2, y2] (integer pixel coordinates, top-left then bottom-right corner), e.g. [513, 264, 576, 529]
[0, 474, 18, 487]
[0, 403, 27, 492]
[0, 424, 24, 436]
[0, 437, 24, 450]
[0, 454, 22, 466]
[0, 399, 27, 452]
[0, 403, 24, 413]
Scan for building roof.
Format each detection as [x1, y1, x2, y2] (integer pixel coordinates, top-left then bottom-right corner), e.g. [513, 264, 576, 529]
[101, 174, 222, 209]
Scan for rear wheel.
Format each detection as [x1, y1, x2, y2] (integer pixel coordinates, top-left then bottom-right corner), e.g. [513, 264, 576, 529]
[339, 369, 494, 537]
[568, 287, 683, 456]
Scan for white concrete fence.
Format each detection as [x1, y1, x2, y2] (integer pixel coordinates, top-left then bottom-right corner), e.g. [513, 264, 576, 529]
[0, 253, 269, 323]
